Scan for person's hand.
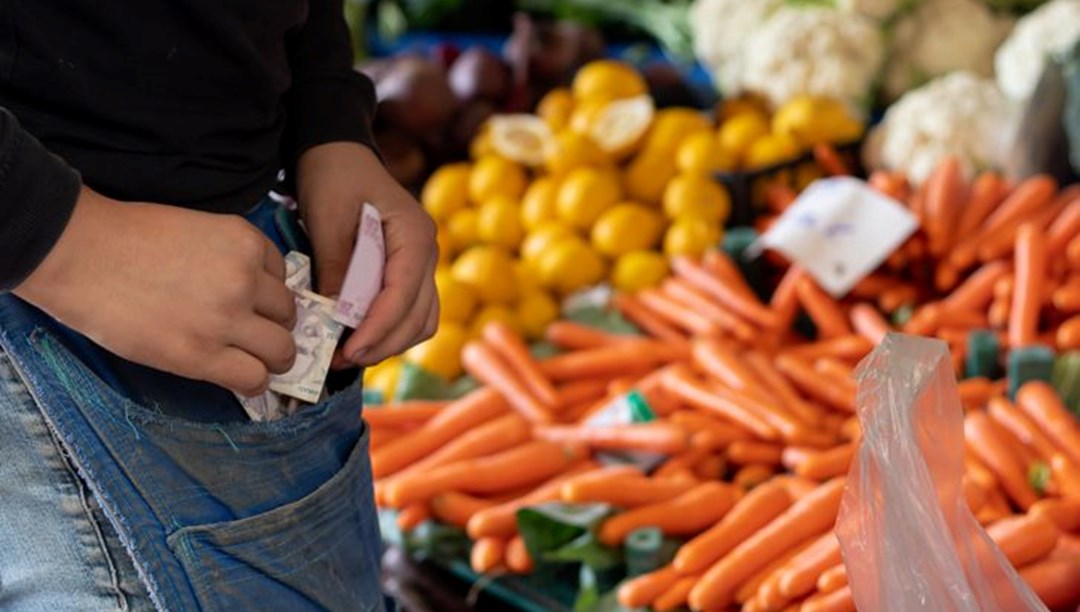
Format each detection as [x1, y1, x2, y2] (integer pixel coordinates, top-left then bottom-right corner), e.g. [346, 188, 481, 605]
[13, 187, 297, 396]
[296, 142, 439, 367]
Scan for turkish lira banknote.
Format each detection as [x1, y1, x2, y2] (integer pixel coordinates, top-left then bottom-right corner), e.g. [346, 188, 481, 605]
[333, 203, 385, 328]
[269, 290, 344, 403]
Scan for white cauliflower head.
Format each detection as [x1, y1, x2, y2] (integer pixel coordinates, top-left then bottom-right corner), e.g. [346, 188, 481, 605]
[995, 0, 1080, 101]
[863, 72, 1018, 183]
[690, 0, 784, 96]
[835, 0, 907, 21]
[735, 7, 885, 111]
[885, 0, 1014, 100]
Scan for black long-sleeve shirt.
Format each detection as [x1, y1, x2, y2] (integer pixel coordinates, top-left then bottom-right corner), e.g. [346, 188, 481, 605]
[0, 0, 377, 291]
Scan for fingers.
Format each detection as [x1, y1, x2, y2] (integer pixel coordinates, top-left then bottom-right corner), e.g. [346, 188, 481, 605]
[228, 316, 297, 375]
[308, 216, 356, 298]
[345, 251, 438, 365]
[262, 235, 287, 281]
[254, 271, 296, 328]
[206, 347, 273, 397]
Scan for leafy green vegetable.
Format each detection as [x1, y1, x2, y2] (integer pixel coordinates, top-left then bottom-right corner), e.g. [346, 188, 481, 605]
[517, 502, 615, 560]
[545, 532, 624, 570]
[1051, 351, 1080, 418]
[1029, 461, 1052, 496]
[565, 304, 641, 336]
[394, 361, 452, 401]
[529, 341, 563, 360]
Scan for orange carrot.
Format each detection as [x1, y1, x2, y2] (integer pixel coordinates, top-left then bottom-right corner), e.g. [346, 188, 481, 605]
[540, 342, 671, 382]
[482, 321, 559, 409]
[544, 321, 620, 350]
[1051, 453, 1080, 498]
[795, 277, 852, 339]
[878, 284, 918, 313]
[364, 401, 448, 429]
[652, 575, 698, 612]
[505, 535, 534, 574]
[770, 265, 806, 330]
[1031, 498, 1080, 533]
[745, 352, 824, 428]
[638, 288, 721, 337]
[785, 335, 873, 363]
[462, 342, 552, 424]
[1052, 276, 1080, 312]
[673, 477, 795, 575]
[653, 447, 708, 479]
[763, 182, 798, 213]
[562, 473, 697, 507]
[964, 411, 1039, 510]
[599, 481, 738, 546]
[957, 172, 1008, 239]
[671, 256, 780, 329]
[1045, 193, 1080, 262]
[816, 564, 848, 594]
[671, 410, 755, 445]
[692, 338, 772, 400]
[849, 303, 892, 345]
[470, 537, 506, 573]
[1008, 223, 1047, 348]
[661, 365, 778, 439]
[868, 169, 909, 201]
[370, 427, 406, 451]
[735, 538, 817, 605]
[777, 532, 842, 599]
[734, 464, 776, 491]
[849, 274, 899, 300]
[618, 565, 679, 609]
[840, 417, 861, 442]
[812, 143, 850, 177]
[555, 379, 610, 409]
[978, 194, 1065, 263]
[982, 174, 1057, 234]
[661, 278, 757, 342]
[1019, 555, 1080, 610]
[790, 444, 855, 481]
[775, 354, 856, 413]
[923, 156, 966, 257]
[1017, 381, 1080, 467]
[988, 396, 1060, 461]
[702, 250, 761, 301]
[612, 294, 687, 343]
[802, 585, 855, 612]
[708, 380, 829, 446]
[695, 454, 727, 480]
[727, 441, 783, 466]
[987, 513, 1060, 568]
[371, 388, 508, 478]
[533, 422, 689, 455]
[958, 376, 994, 409]
[430, 492, 496, 528]
[1057, 315, 1080, 350]
[396, 503, 431, 532]
[636, 369, 684, 417]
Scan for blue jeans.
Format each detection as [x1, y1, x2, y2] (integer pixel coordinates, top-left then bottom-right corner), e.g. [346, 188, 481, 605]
[0, 198, 386, 611]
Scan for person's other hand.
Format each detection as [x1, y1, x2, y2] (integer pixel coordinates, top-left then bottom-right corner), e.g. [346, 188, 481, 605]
[13, 187, 297, 396]
[296, 142, 438, 367]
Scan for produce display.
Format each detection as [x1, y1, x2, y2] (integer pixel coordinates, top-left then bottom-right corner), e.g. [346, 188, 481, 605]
[367, 155, 1080, 611]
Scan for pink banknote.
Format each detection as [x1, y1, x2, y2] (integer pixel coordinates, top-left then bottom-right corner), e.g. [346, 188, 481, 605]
[333, 203, 385, 328]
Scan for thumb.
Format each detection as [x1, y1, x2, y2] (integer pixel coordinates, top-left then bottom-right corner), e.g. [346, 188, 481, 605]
[315, 253, 350, 298]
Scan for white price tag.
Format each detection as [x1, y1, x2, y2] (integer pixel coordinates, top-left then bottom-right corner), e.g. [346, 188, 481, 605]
[751, 177, 918, 297]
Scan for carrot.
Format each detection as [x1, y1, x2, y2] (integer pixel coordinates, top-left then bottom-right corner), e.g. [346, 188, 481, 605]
[612, 294, 687, 344]
[1031, 498, 1080, 533]
[364, 401, 448, 429]
[470, 537, 505, 573]
[661, 365, 778, 439]
[777, 532, 842, 599]
[369, 427, 406, 451]
[371, 387, 508, 478]
[868, 169, 909, 201]
[461, 461, 603, 540]
[735, 538, 817, 605]
[1069, 234, 1080, 270]
[790, 444, 855, 481]
[1019, 556, 1080, 610]
[636, 369, 683, 417]
[554, 379, 610, 409]
[673, 477, 796, 575]
[727, 441, 783, 466]
[744, 352, 824, 428]
[812, 143, 850, 177]
[988, 397, 1061, 461]
[816, 564, 848, 594]
[618, 565, 679, 609]
[795, 277, 852, 339]
[1045, 192, 1080, 262]
[848, 303, 892, 345]
[987, 513, 1060, 568]
[396, 503, 431, 532]
[533, 422, 689, 455]
[850, 274, 900, 299]
[1052, 276, 1080, 312]
[462, 342, 552, 424]
[671, 256, 780, 329]
[703, 250, 761, 301]
[903, 302, 942, 336]
[878, 284, 918, 313]
[481, 322, 559, 407]
[734, 464, 776, 491]
[982, 174, 1057, 235]
[384, 441, 583, 508]
[638, 288, 721, 337]
[978, 194, 1066, 263]
[964, 411, 1039, 510]
[662, 278, 756, 342]
[695, 454, 727, 480]
[692, 338, 772, 400]
[1057, 315, 1080, 350]
[709, 380, 830, 446]
[430, 492, 496, 528]
[544, 321, 620, 350]
[840, 417, 861, 442]
[688, 478, 847, 610]
[775, 354, 856, 413]
[989, 293, 1011, 330]
[770, 265, 806, 330]
[1007, 224, 1045, 346]
[923, 156, 966, 257]
[505, 535, 534, 574]
[540, 342, 670, 382]
[1017, 381, 1080, 467]
[763, 182, 798, 213]
[562, 473, 698, 507]
[802, 585, 855, 612]
[958, 377, 995, 409]
[1051, 453, 1080, 498]
[599, 481, 738, 546]
[786, 335, 873, 363]
[671, 410, 755, 445]
[956, 172, 1008, 238]
[652, 575, 698, 612]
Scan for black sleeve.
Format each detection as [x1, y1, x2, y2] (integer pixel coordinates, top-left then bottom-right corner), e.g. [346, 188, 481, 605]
[0, 108, 81, 292]
[282, 0, 379, 167]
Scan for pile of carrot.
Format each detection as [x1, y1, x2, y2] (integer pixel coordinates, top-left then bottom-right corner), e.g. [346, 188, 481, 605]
[366, 156, 1080, 611]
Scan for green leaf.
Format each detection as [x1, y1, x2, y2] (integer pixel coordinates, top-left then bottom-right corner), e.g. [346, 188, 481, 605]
[573, 564, 601, 612]
[446, 375, 480, 400]
[529, 341, 563, 360]
[1029, 461, 1052, 496]
[565, 305, 641, 336]
[1052, 351, 1080, 418]
[375, 0, 407, 42]
[517, 502, 615, 560]
[544, 531, 624, 570]
[394, 361, 451, 401]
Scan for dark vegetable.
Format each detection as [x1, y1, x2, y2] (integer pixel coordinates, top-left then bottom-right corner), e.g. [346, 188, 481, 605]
[448, 47, 511, 104]
[503, 13, 604, 88]
[642, 62, 701, 109]
[449, 99, 496, 153]
[375, 127, 426, 187]
[376, 55, 459, 136]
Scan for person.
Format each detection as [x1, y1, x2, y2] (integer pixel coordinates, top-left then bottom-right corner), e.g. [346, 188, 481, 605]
[0, 1, 438, 610]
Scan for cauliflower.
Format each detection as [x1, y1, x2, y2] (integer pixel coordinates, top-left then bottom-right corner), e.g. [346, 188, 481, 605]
[884, 0, 1014, 100]
[689, 0, 784, 95]
[995, 0, 1080, 101]
[835, 0, 907, 21]
[735, 7, 885, 111]
[863, 72, 1017, 183]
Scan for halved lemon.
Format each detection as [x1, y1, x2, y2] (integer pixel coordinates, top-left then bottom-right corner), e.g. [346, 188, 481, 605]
[587, 95, 655, 159]
[488, 114, 554, 167]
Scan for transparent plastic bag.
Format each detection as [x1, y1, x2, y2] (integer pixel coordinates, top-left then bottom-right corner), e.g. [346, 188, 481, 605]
[836, 333, 1048, 612]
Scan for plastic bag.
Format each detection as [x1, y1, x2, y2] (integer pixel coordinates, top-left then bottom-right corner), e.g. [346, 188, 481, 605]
[836, 333, 1048, 612]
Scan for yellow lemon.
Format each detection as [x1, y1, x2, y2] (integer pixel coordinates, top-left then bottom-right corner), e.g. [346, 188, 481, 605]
[675, 131, 737, 175]
[544, 130, 608, 176]
[435, 267, 477, 324]
[556, 167, 621, 230]
[642, 108, 712, 154]
[715, 94, 771, 123]
[488, 114, 554, 167]
[745, 133, 801, 169]
[717, 112, 770, 160]
[446, 207, 480, 252]
[469, 125, 494, 159]
[772, 95, 863, 148]
[516, 291, 560, 341]
[537, 88, 575, 131]
[451, 246, 518, 304]
[590, 203, 663, 258]
[520, 177, 560, 231]
[662, 174, 732, 223]
[610, 250, 670, 293]
[468, 155, 527, 203]
[587, 95, 654, 159]
[536, 237, 606, 295]
[404, 322, 468, 381]
[623, 149, 677, 205]
[469, 304, 521, 338]
[571, 59, 647, 103]
[521, 221, 577, 269]
[663, 217, 722, 258]
[476, 195, 524, 251]
[436, 226, 453, 264]
[514, 260, 540, 294]
[421, 163, 471, 222]
[363, 356, 402, 402]
[567, 97, 612, 135]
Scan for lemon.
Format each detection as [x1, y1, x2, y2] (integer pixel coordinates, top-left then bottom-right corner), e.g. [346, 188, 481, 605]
[590, 203, 662, 258]
[451, 246, 519, 304]
[587, 95, 654, 159]
[567, 97, 613, 135]
[544, 130, 608, 176]
[772, 95, 863, 148]
[536, 237, 606, 295]
[537, 88, 575, 131]
[662, 174, 732, 223]
[610, 250, 670, 293]
[716, 94, 770, 124]
[745, 133, 801, 169]
[404, 323, 468, 381]
[623, 149, 677, 205]
[520, 177, 560, 231]
[421, 163, 471, 222]
[468, 155, 527, 203]
[521, 221, 577, 269]
[446, 207, 480, 252]
[514, 260, 540, 294]
[488, 114, 554, 167]
[469, 304, 521, 338]
[363, 356, 402, 402]
[556, 167, 621, 230]
[470, 126, 494, 160]
[476, 195, 524, 251]
[642, 108, 712, 154]
[663, 217, 722, 258]
[676, 132, 737, 175]
[717, 112, 770, 160]
[571, 59, 647, 103]
[516, 291, 560, 341]
[436, 226, 453, 265]
[435, 267, 478, 324]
